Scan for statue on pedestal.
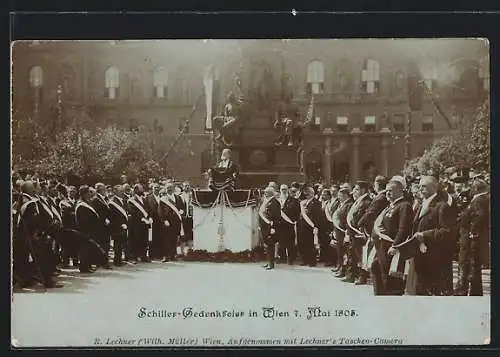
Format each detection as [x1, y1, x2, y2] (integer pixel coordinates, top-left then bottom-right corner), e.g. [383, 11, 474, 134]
[212, 92, 242, 147]
[273, 94, 302, 147]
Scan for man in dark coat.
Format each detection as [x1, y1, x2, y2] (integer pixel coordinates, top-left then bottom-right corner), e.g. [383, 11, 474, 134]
[159, 182, 184, 262]
[332, 185, 353, 277]
[370, 176, 413, 295]
[406, 175, 454, 296]
[75, 185, 110, 272]
[318, 188, 335, 266]
[276, 184, 301, 264]
[127, 184, 153, 263]
[109, 185, 129, 266]
[456, 178, 490, 296]
[179, 181, 194, 255]
[344, 181, 373, 284]
[259, 187, 282, 270]
[359, 176, 388, 236]
[91, 183, 112, 261]
[144, 183, 163, 259]
[298, 186, 323, 267]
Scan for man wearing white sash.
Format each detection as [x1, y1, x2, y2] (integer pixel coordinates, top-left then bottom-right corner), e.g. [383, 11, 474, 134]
[127, 184, 153, 263]
[344, 181, 373, 285]
[276, 184, 300, 265]
[109, 185, 129, 266]
[179, 181, 194, 255]
[75, 185, 111, 272]
[92, 183, 113, 262]
[159, 182, 185, 262]
[298, 186, 322, 267]
[318, 189, 335, 266]
[145, 183, 163, 260]
[370, 177, 413, 295]
[332, 185, 353, 278]
[259, 187, 282, 270]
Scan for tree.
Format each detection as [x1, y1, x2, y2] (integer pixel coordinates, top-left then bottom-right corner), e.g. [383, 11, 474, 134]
[403, 99, 490, 176]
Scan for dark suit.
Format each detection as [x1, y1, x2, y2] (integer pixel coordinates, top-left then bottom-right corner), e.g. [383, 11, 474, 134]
[144, 193, 163, 259]
[277, 195, 300, 263]
[158, 194, 184, 260]
[441, 191, 459, 295]
[332, 198, 353, 273]
[179, 193, 194, 244]
[127, 195, 152, 261]
[406, 194, 453, 296]
[258, 197, 282, 266]
[370, 198, 413, 295]
[91, 194, 112, 257]
[346, 194, 372, 280]
[457, 192, 490, 295]
[299, 197, 322, 266]
[318, 199, 336, 265]
[359, 190, 389, 235]
[109, 196, 129, 265]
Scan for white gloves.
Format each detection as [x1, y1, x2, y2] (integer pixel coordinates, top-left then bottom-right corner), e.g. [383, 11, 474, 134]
[164, 220, 170, 227]
[121, 224, 127, 230]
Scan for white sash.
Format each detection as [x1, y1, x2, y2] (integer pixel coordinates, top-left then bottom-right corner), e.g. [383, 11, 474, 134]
[258, 200, 272, 225]
[129, 198, 149, 219]
[160, 196, 184, 235]
[389, 250, 411, 278]
[109, 200, 128, 221]
[39, 200, 54, 219]
[324, 200, 334, 223]
[280, 209, 295, 225]
[373, 207, 394, 243]
[50, 205, 63, 223]
[332, 202, 347, 233]
[76, 201, 99, 217]
[17, 199, 37, 225]
[300, 201, 315, 229]
[346, 199, 364, 237]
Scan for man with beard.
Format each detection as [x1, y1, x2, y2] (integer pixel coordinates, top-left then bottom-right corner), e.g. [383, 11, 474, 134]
[455, 178, 490, 296]
[145, 183, 163, 260]
[370, 176, 413, 295]
[276, 184, 300, 265]
[127, 184, 153, 263]
[344, 181, 373, 284]
[109, 185, 129, 266]
[331, 185, 354, 278]
[75, 185, 110, 272]
[298, 186, 322, 267]
[159, 182, 184, 262]
[406, 175, 453, 296]
[259, 187, 282, 270]
[92, 183, 112, 263]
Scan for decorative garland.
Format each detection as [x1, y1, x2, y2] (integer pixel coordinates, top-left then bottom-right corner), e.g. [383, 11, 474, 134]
[182, 246, 266, 263]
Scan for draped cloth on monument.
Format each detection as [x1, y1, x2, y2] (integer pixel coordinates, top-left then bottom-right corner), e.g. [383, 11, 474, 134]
[191, 189, 260, 252]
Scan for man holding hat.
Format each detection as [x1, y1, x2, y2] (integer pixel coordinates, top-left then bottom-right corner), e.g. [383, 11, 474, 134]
[344, 181, 372, 284]
[370, 176, 413, 295]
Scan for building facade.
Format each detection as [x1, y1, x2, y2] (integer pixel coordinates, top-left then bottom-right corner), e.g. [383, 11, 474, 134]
[12, 39, 489, 186]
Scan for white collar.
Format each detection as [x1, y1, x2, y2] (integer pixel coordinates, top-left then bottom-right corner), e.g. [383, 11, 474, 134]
[422, 192, 438, 207]
[389, 196, 404, 208]
[355, 192, 369, 203]
[472, 191, 488, 202]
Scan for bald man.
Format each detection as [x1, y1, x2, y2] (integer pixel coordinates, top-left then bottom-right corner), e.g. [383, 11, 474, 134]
[406, 175, 453, 296]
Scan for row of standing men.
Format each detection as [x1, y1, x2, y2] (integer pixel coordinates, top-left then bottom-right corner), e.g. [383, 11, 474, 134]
[257, 174, 490, 296]
[13, 178, 194, 289]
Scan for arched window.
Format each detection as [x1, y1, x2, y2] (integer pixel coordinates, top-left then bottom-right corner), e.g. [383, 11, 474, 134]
[361, 59, 380, 93]
[306, 60, 325, 95]
[421, 63, 438, 92]
[479, 57, 490, 92]
[105, 66, 120, 99]
[153, 66, 169, 99]
[29, 66, 43, 88]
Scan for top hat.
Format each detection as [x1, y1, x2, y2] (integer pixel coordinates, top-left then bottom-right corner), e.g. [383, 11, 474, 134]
[393, 235, 419, 260]
[450, 167, 471, 183]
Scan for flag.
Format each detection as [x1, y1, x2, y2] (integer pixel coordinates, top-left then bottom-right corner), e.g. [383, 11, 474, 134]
[203, 65, 219, 130]
[305, 94, 315, 124]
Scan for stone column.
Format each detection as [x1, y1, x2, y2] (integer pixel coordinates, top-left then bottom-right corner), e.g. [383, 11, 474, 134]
[351, 128, 361, 181]
[324, 135, 332, 184]
[380, 127, 391, 177]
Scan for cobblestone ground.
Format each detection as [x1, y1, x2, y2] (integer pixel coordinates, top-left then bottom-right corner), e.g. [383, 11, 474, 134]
[11, 260, 490, 347]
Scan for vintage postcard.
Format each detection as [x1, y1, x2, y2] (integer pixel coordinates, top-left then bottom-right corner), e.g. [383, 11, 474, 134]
[11, 39, 490, 347]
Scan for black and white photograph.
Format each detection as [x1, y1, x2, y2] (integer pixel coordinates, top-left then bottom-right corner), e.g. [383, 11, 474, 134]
[10, 39, 491, 347]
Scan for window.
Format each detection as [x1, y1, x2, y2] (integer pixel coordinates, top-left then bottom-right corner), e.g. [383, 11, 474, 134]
[306, 60, 325, 94]
[421, 64, 437, 92]
[336, 116, 348, 132]
[153, 66, 169, 99]
[105, 66, 120, 99]
[479, 58, 490, 92]
[392, 114, 405, 132]
[361, 59, 380, 93]
[364, 116, 376, 132]
[422, 115, 434, 132]
[29, 66, 43, 88]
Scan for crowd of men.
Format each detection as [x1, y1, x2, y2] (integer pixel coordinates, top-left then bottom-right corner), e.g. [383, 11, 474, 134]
[12, 175, 194, 290]
[12, 165, 490, 297]
[257, 171, 490, 296]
